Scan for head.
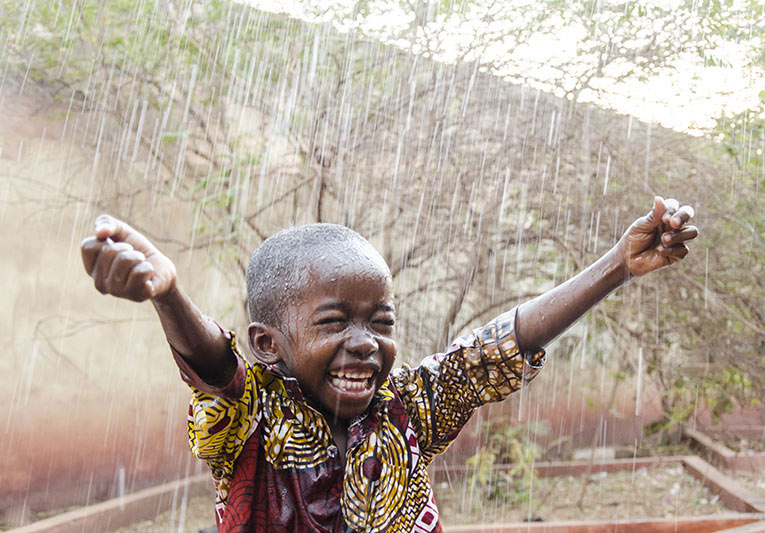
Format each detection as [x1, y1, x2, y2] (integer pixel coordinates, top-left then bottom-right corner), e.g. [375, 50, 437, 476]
[246, 224, 397, 421]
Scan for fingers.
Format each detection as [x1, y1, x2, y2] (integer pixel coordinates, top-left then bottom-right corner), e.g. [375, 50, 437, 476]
[106, 248, 146, 290]
[661, 225, 699, 246]
[658, 198, 697, 255]
[123, 261, 156, 302]
[647, 196, 667, 224]
[93, 214, 159, 258]
[94, 214, 133, 242]
[657, 243, 690, 261]
[657, 199, 695, 259]
[83, 237, 155, 301]
[92, 241, 132, 293]
[94, 214, 118, 240]
[666, 205, 695, 229]
[81, 236, 105, 276]
[660, 197, 695, 226]
[662, 198, 680, 217]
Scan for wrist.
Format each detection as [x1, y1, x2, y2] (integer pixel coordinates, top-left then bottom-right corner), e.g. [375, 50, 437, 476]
[151, 277, 181, 307]
[600, 245, 632, 287]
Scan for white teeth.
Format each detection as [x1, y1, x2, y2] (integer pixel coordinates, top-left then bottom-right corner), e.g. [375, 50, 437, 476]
[330, 369, 374, 380]
[328, 374, 373, 392]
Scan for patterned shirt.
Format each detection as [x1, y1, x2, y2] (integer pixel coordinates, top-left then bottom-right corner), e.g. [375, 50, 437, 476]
[172, 307, 545, 532]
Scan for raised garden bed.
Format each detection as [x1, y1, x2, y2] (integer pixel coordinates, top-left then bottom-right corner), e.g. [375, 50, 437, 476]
[5, 475, 213, 533]
[431, 456, 764, 532]
[8, 456, 763, 533]
[685, 426, 765, 471]
[442, 516, 765, 533]
[729, 470, 765, 500]
[434, 464, 729, 523]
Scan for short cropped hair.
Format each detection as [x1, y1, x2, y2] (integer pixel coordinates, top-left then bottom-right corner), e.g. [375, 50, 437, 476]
[246, 223, 389, 326]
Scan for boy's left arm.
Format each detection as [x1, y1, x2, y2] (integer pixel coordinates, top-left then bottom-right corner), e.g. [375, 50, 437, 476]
[515, 196, 698, 354]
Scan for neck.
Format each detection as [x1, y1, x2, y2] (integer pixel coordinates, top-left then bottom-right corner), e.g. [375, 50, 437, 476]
[327, 416, 349, 458]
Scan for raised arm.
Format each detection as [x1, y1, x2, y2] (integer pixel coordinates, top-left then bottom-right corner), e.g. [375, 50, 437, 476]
[81, 214, 236, 385]
[515, 197, 698, 354]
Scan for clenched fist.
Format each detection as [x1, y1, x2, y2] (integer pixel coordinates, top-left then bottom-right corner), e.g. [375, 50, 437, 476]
[616, 196, 699, 277]
[81, 215, 177, 302]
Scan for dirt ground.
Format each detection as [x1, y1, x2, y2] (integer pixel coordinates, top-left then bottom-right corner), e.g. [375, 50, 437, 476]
[435, 465, 730, 525]
[724, 438, 765, 454]
[112, 496, 217, 533]
[111, 465, 734, 532]
[730, 469, 765, 499]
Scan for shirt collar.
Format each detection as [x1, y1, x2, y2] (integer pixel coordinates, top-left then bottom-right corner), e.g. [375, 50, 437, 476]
[259, 362, 395, 410]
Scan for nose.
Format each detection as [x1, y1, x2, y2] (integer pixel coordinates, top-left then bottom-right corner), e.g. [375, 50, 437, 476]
[345, 325, 378, 358]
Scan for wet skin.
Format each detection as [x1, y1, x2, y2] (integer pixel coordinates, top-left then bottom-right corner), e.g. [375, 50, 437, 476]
[83, 197, 698, 453]
[248, 256, 398, 442]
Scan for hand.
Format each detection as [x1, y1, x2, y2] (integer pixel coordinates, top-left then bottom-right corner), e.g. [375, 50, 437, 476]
[616, 196, 699, 277]
[81, 214, 177, 302]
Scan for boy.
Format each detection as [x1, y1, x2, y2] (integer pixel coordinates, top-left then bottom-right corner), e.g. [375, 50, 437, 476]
[81, 197, 697, 532]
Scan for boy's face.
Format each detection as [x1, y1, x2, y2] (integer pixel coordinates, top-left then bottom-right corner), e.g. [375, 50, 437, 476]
[273, 255, 398, 421]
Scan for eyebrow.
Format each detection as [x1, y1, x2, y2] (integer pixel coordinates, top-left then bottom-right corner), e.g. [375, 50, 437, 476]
[313, 302, 344, 313]
[376, 303, 396, 313]
[312, 302, 396, 314]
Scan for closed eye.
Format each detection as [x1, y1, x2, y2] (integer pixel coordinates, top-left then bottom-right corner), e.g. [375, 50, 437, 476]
[316, 316, 346, 325]
[372, 316, 396, 329]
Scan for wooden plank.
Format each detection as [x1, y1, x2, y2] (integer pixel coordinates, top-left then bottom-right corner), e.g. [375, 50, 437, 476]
[684, 427, 765, 472]
[703, 425, 765, 440]
[7, 474, 213, 533]
[713, 520, 765, 532]
[685, 426, 737, 467]
[431, 457, 685, 482]
[533, 457, 682, 478]
[442, 514, 763, 533]
[682, 455, 765, 514]
[727, 455, 765, 472]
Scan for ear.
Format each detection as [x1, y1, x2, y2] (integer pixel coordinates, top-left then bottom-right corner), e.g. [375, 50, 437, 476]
[248, 322, 285, 365]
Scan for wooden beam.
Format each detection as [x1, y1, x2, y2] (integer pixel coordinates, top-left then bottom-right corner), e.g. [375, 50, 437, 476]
[682, 455, 765, 514]
[685, 426, 765, 472]
[7, 474, 213, 533]
[442, 514, 764, 533]
[431, 456, 685, 482]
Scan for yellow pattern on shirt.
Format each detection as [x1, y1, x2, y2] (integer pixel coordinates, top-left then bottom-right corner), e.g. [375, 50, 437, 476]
[184, 307, 545, 531]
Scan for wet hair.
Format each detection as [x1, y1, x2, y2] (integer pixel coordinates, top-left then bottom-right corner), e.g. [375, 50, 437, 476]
[246, 223, 390, 326]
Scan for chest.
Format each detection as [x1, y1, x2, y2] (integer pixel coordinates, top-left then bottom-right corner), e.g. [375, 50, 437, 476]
[240, 391, 431, 532]
[257, 390, 420, 474]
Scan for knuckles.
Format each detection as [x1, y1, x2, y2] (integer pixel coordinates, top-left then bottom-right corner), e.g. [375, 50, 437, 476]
[82, 218, 159, 302]
[114, 249, 144, 266]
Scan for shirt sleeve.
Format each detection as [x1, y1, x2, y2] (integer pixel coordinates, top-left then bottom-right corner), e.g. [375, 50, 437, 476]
[169, 330, 260, 464]
[389, 306, 545, 459]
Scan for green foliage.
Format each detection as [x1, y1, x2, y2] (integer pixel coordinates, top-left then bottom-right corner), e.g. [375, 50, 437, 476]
[4, 0, 762, 439]
[303, 0, 763, 110]
[466, 420, 550, 504]
[647, 364, 760, 439]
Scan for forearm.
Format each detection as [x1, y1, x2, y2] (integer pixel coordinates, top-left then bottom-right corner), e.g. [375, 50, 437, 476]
[152, 282, 237, 385]
[515, 247, 629, 353]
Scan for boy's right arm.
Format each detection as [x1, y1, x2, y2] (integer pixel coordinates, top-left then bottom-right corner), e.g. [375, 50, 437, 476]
[81, 214, 237, 386]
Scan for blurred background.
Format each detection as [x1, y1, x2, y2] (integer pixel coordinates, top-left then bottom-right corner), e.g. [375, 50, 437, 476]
[0, 0, 762, 528]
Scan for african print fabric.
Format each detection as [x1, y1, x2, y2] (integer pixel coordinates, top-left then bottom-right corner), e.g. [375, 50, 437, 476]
[171, 306, 545, 532]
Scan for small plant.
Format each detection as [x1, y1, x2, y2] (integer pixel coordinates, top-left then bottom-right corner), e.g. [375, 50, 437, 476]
[645, 366, 759, 444]
[466, 419, 550, 504]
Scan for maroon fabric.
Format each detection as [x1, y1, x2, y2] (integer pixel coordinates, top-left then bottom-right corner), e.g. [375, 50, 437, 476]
[222, 425, 346, 532]
[217, 385, 444, 533]
[169, 325, 246, 400]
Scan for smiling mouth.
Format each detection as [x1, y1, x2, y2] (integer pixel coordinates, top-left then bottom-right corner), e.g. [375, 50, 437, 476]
[327, 369, 375, 393]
